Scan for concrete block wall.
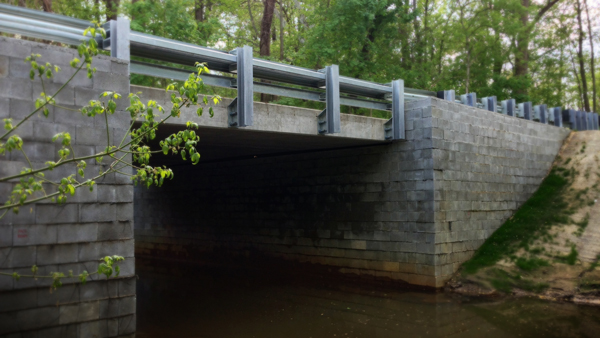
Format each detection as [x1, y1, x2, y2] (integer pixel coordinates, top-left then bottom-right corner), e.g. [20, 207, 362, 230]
[135, 96, 569, 288]
[135, 99, 441, 286]
[0, 37, 135, 337]
[429, 98, 570, 283]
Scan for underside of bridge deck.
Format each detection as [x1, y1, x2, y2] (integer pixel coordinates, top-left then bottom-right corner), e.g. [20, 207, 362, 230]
[147, 123, 389, 165]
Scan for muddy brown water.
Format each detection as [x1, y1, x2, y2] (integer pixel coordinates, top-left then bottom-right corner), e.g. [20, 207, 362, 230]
[136, 258, 600, 338]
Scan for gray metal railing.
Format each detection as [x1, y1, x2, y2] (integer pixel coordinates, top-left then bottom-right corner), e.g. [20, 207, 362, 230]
[1, 3, 598, 138]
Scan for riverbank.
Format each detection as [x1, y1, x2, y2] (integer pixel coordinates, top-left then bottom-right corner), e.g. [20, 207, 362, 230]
[449, 131, 600, 305]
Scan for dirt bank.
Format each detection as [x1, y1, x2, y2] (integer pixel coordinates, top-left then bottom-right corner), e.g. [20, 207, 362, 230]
[448, 131, 600, 305]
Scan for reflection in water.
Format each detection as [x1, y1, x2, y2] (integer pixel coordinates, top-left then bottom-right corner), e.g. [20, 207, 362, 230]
[136, 259, 600, 338]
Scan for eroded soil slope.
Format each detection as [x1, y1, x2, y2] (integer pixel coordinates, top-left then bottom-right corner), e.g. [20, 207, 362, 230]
[449, 131, 600, 304]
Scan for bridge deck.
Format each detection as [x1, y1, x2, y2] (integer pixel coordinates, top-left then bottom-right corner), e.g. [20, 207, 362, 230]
[133, 85, 391, 163]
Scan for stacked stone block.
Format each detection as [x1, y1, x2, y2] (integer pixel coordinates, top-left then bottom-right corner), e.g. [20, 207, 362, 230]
[429, 98, 570, 283]
[135, 97, 441, 286]
[135, 94, 569, 288]
[0, 37, 135, 337]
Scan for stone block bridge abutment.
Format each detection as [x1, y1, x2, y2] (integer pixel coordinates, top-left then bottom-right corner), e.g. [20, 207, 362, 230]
[133, 85, 569, 288]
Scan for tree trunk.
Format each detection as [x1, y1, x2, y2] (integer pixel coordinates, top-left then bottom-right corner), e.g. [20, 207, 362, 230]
[513, 0, 561, 101]
[570, 48, 584, 110]
[105, 0, 119, 21]
[584, 0, 597, 111]
[465, 40, 471, 94]
[41, 0, 52, 12]
[576, 0, 590, 111]
[492, 30, 503, 76]
[514, 0, 530, 101]
[259, 0, 276, 102]
[279, 3, 284, 60]
[195, 0, 205, 22]
[259, 0, 276, 57]
[247, 0, 260, 39]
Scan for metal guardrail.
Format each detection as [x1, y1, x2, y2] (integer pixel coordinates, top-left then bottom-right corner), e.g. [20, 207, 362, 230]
[0, 4, 97, 45]
[1, 3, 597, 138]
[0, 4, 411, 139]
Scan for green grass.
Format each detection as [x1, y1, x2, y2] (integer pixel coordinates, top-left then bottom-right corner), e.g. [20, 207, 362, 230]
[462, 172, 570, 274]
[555, 246, 579, 265]
[488, 269, 549, 294]
[575, 213, 590, 236]
[515, 257, 550, 271]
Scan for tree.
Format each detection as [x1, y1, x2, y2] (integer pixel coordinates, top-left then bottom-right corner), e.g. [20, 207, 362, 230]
[105, 0, 119, 21]
[512, 0, 562, 101]
[259, 0, 275, 57]
[259, 0, 276, 102]
[575, 0, 590, 111]
[42, 0, 52, 12]
[12, 0, 595, 113]
[583, 0, 597, 111]
[1, 26, 221, 286]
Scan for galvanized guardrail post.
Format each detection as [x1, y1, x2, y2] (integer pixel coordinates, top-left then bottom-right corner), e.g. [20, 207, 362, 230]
[549, 107, 561, 127]
[436, 90, 455, 102]
[460, 93, 476, 107]
[384, 79, 405, 140]
[317, 65, 340, 134]
[228, 45, 253, 127]
[563, 109, 577, 129]
[501, 99, 515, 116]
[518, 102, 532, 120]
[481, 96, 497, 112]
[534, 104, 547, 124]
[102, 17, 130, 64]
[577, 111, 586, 130]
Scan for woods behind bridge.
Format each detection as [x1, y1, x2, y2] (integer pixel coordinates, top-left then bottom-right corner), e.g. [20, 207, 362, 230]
[10, 0, 599, 113]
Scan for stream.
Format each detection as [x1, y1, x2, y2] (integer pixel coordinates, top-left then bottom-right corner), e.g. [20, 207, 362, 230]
[136, 258, 600, 338]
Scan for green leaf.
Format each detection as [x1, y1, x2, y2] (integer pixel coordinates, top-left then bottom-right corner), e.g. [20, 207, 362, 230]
[107, 100, 117, 114]
[191, 152, 201, 165]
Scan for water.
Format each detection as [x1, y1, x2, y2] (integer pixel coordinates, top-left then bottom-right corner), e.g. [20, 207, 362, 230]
[136, 258, 600, 338]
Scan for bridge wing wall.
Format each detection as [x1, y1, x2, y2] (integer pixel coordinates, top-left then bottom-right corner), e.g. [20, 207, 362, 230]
[0, 37, 135, 337]
[430, 98, 570, 283]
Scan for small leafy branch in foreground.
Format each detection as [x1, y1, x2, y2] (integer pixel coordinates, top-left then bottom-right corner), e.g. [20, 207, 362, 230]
[0, 256, 124, 289]
[0, 25, 220, 286]
[1, 24, 220, 216]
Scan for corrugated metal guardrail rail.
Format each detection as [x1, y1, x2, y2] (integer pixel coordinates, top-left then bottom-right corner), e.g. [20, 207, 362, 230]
[1, 3, 597, 140]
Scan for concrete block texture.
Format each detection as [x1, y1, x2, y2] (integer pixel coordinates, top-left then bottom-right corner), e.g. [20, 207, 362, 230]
[135, 96, 568, 290]
[0, 36, 133, 337]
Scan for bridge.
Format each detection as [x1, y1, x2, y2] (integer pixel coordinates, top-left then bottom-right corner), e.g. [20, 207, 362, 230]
[0, 4, 585, 337]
